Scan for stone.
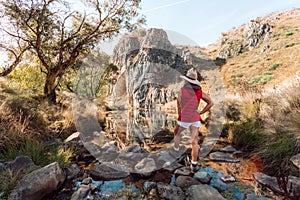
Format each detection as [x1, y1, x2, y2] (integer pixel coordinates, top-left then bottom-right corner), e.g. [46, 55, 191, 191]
[194, 172, 212, 184]
[90, 162, 129, 180]
[174, 166, 193, 177]
[220, 145, 237, 153]
[101, 141, 120, 153]
[157, 182, 185, 200]
[291, 153, 300, 169]
[187, 184, 226, 200]
[253, 172, 300, 197]
[233, 150, 243, 156]
[143, 181, 157, 193]
[71, 185, 91, 200]
[175, 176, 201, 191]
[134, 157, 157, 177]
[81, 177, 93, 185]
[156, 149, 182, 171]
[220, 175, 236, 183]
[66, 163, 81, 180]
[8, 156, 37, 173]
[64, 132, 81, 143]
[209, 152, 240, 163]
[211, 179, 227, 192]
[9, 162, 65, 200]
[117, 145, 150, 170]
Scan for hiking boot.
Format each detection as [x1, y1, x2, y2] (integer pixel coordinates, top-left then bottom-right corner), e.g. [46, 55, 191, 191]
[169, 146, 186, 160]
[190, 163, 200, 173]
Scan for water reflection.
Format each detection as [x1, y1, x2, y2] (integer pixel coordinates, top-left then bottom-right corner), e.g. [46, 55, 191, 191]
[105, 108, 177, 148]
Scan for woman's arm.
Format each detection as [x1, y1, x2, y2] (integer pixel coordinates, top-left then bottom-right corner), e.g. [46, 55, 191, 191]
[177, 90, 182, 114]
[197, 92, 213, 115]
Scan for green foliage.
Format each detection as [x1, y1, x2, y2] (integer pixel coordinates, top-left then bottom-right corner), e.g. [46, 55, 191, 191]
[248, 74, 274, 85]
[0, 169, 24, 197]
[231, 118, 265, 152]
[8, 64, 45, 93]
[235, 72, 244, 77]
[285, 31, 294, 37]
[268, 63, 282, 71]
[261, 133, 297, 176]
[285, 43, 296, 48]
[0, 141, 46, 165]
[263, 71, 273, 76]
[72, 51, 117, 100]
[0, 140, 72, 167]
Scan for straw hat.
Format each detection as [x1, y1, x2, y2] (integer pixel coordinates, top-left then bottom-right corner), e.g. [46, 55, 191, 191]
[180, 68, 200, 85]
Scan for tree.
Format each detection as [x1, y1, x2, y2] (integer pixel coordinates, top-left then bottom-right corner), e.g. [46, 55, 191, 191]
[0, 0, 144, 103]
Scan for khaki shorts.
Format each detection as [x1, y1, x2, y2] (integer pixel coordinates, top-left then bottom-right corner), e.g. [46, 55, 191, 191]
[177, 121, 201, 129]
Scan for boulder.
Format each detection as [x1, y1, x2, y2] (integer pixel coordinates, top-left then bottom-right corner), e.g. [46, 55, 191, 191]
[7, 156, 37, 173]
[64, 132, 81, 143]
[194, 171, 212, 184]
[187, 184, 226, 200]
[9, 162, 65, 200]
[253, 172, 300, 197]
[71, 185, 91, 200]
[175, 175, 201, 191]
[134, 157, 157, 177]
[291, 153, 300, 169]
[175, 166, 193, 177]
[209, 152, 240, 163]
[90, 162, 129, 180]
[157, 182, 185, 200]
[220, 146, 237, 153]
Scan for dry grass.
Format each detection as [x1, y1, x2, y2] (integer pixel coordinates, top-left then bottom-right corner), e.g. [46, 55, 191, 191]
[225, 79, 300, 176]
[206, 8, 300, 92]
[0, 77, 76, 159]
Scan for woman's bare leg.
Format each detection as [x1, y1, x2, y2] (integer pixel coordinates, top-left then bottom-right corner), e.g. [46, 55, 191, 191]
[189, 125, 199, 162]
[174, 124, 186, 149]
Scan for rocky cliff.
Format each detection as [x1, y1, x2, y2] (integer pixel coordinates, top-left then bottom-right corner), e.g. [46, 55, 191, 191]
[110, 28, 199, 109]
[217, 20, 271, 60]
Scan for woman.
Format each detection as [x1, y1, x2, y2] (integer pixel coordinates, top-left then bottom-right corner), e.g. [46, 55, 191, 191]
[170, 67, 213, 173]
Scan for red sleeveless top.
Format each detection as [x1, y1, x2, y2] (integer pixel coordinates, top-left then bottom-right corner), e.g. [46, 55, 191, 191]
[178, 83, 202, 122]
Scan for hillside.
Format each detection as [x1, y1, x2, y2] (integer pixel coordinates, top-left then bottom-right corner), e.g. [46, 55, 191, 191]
[205, 8, 300, 92]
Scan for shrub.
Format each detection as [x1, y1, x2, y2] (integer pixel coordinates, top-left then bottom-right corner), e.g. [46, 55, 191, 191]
[261, 133, 297, 176]
[248, 74, 274, 85]
[0, 169, 25, 197]
[285, 31, 293, 37]
[8, 64, 45, 94]
[235, 73, 244, 77]
[231, 118, 265, 152]
[268, 63, 282, 71]
[0, 140, 72, 167]
[263, 71, 273, 76]
[285, 43, 296, 48]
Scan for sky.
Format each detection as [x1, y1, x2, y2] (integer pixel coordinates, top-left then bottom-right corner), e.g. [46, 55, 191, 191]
[139, 0, 300, 47]
[1, 0, 300, 63]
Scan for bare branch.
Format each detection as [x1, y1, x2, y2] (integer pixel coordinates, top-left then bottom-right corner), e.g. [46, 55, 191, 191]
[0, 45, 31, 77]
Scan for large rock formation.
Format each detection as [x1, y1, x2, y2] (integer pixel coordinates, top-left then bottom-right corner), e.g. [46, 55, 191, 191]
[217, 20, 271, 59]
[110, 28, 211, 109]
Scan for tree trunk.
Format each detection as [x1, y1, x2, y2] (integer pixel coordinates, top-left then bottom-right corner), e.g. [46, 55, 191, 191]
[44, 73, 57, 103]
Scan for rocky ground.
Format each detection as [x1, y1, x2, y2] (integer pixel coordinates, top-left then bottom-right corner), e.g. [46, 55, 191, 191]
[2, 131, 299, 200]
